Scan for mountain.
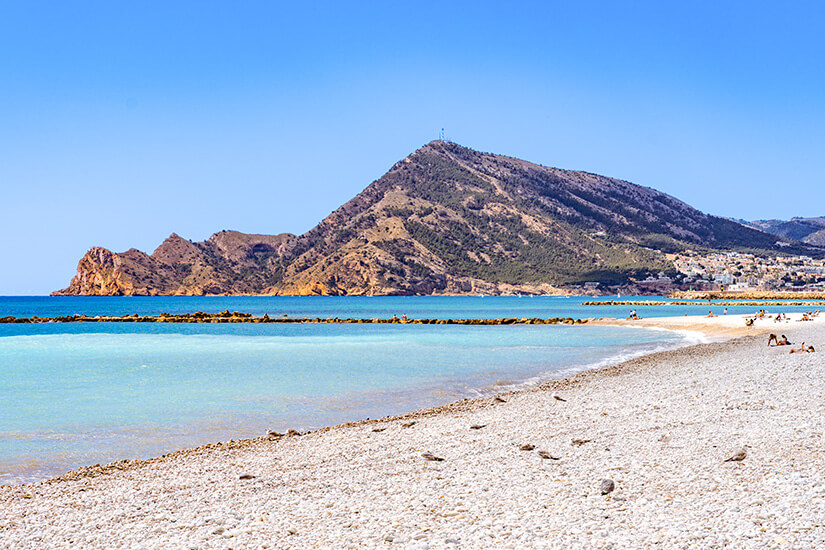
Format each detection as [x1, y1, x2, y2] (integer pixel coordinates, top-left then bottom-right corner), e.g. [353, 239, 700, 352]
[53, 141, 820, 296]
[747, 217, 825, 246]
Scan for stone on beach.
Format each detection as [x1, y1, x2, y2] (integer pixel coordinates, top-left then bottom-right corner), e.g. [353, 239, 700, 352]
[537, 450, 560, 460]
[599, 479, 615, 495]
[519, 444, 535, 451]
[421, 452, 444, 462]
[469, 424, 486, 430]
[724, 448, 747, 462]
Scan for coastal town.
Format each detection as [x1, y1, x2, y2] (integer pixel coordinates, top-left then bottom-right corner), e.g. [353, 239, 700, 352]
[588, 251, 825, 295]
[669, 251, 825, 290]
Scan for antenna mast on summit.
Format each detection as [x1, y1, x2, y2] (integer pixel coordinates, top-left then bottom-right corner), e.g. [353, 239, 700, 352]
[440, 128, 445, 141]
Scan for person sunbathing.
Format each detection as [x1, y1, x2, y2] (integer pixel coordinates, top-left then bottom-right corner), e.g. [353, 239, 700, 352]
[789, 343, 816, 353]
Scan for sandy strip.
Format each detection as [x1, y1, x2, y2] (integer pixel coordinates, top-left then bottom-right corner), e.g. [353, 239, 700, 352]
[591, 312, 783, 339]
[1, 316, 824, 548]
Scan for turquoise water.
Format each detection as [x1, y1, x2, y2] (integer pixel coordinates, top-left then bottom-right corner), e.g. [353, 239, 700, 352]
[2, 295, 805, 485]
[2, 294, 819, 320]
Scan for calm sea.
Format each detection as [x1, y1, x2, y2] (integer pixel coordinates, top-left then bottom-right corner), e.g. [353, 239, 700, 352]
[0, 295, 807, 484]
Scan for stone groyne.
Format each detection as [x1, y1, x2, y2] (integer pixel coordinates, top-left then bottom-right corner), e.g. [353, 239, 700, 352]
[0, 310, 588, 326]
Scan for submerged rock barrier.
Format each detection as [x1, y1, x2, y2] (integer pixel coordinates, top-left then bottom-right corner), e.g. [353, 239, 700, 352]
[0, 311, 589, 325]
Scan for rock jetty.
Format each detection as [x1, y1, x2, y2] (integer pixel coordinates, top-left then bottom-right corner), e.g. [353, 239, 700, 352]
[0, 311, 588, 326]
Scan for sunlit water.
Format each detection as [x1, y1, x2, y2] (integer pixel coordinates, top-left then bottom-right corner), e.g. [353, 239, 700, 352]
[2, 295, 805, 484]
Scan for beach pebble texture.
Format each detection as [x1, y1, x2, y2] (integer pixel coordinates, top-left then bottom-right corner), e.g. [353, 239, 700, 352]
[1, 321, 824, 548]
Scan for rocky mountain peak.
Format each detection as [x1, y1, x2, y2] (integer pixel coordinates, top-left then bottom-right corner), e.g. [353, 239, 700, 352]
[54, 141, 824, 296]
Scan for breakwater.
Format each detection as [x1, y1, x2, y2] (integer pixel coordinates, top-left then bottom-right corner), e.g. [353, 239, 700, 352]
[0, 310, 588, 325]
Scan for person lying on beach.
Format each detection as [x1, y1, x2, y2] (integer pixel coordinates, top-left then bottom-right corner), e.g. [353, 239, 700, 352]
[706, 311, 715, 318]
[789, 343, 816, 353]
[745, 318, 754, 327]
[799, 313, 811, 321]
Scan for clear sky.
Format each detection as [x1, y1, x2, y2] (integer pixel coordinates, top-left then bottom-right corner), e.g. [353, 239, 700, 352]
[2, 1, 823, 294]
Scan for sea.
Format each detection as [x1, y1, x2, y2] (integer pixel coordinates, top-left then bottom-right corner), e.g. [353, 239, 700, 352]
[0, 295, 813, 484]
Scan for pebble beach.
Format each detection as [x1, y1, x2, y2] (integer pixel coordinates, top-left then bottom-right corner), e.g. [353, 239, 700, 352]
[1, 314, 824, 548]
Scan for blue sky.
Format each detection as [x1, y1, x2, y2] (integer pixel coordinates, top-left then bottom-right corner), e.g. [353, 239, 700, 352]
[1, 1, 824, 294]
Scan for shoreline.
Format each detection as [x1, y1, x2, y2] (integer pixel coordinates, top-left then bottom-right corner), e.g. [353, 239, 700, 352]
[0, 319, 696, 486]
[43, 330, 713, 484]
[19, 334, 704, 487]
[0, 313, 810, 487]
[2, 314, 824, 547]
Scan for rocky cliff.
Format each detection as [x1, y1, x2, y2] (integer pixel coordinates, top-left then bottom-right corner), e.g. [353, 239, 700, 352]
[53, 231, 296, 296]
